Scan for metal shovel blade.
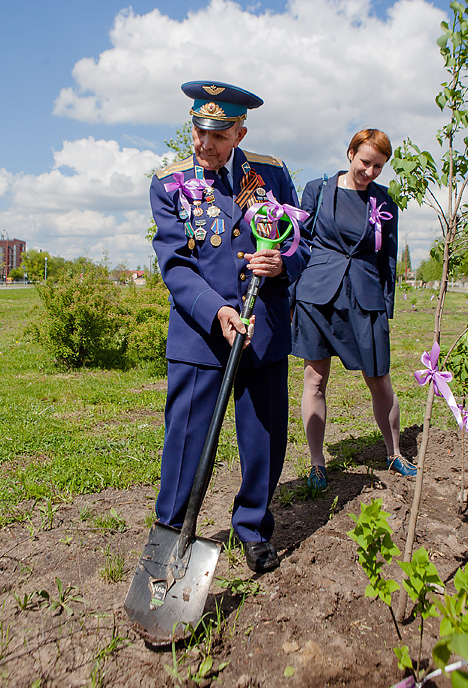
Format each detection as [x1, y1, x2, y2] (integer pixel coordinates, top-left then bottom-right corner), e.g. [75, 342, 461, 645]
[124, 522, 221, 646]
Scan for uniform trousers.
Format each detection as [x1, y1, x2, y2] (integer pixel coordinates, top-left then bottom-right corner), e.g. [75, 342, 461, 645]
[156, 356, 289, 543]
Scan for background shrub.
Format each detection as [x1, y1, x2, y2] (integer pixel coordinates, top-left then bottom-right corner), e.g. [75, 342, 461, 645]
[29, 268, 170, 371]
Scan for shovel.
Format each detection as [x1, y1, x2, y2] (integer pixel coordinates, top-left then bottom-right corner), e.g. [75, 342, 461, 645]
[124, 204, 295, 646]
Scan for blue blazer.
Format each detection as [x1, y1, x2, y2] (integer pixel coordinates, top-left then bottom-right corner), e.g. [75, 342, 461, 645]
[151, 147, 310, 367]
[296, 171, 398, 318]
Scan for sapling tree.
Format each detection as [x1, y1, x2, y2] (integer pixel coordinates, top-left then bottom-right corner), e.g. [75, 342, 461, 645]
[388, 0, 468, 620]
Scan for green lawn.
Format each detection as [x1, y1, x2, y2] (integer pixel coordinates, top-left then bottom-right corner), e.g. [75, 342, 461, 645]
[1, 285, 467, 525]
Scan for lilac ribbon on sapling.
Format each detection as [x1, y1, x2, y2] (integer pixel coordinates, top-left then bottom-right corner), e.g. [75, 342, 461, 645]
[164, 171, 214, 219]
[458, 405, 468, 432]
[244, 191, 308, 256]
[414, 342, 463, 428]
[368, 197, 393, 252]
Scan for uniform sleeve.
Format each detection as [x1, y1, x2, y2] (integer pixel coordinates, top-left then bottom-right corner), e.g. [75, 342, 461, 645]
[150, 175, 229, 335]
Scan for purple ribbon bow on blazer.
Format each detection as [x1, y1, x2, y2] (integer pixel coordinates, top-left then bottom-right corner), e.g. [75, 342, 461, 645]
[414, 342, 463, 428]
[164, 172, 214, 219]
[369, 197, 393, 252]
[244, 191, 308, 256]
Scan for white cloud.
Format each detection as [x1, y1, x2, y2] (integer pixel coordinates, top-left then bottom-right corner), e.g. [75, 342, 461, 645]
[0, 169, 14, 197]
[53, 0, 447, 166]
[10, 137, 164, 212]
[1, 138, 168, 267]
[6, 0, 454, 267]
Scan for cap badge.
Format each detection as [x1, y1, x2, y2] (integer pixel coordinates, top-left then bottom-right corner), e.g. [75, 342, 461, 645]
[203, 85, 225, 96]
[199, 102, 225, 117]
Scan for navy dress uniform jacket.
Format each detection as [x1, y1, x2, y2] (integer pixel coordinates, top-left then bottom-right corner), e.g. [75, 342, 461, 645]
[296, 171, 398, 319]
[151, 148, 310, 367]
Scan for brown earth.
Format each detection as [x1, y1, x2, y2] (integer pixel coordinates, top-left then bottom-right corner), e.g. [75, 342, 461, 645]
[1, 424, 467, 688]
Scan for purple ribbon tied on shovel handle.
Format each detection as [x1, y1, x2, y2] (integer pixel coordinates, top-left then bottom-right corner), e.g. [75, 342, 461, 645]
[164, 172, 214, 219]
[244, 190, 309, 256]
[369, 197, 393, 252]
[414, 342, 463, 428]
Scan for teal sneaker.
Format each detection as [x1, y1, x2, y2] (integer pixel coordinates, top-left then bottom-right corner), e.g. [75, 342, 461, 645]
[387, 455, 417, 477]
[307, 465, 328, 490]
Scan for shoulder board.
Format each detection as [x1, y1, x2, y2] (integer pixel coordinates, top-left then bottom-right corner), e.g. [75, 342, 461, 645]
[156, 155, 193, 180]
[243, 151, 283, 168]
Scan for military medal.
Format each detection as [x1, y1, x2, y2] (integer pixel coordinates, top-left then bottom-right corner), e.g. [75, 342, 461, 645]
[256, 187, 266, 197]
[195, 219, 206, 226]
[179, 208, 189, 220]
[193, 201, 203, 217]
[207, 205, 221, 218]
[233, 228, 240, 237]
[184, 221, 196, 250]
[210, 218, 225, 247]
[195, 227, 207, 241]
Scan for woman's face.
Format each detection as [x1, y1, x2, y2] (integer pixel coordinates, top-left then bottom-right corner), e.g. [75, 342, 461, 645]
[348, 143, 387, 190]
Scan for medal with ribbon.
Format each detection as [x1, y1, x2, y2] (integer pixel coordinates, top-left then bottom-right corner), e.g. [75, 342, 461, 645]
[368, 197, 393, 252]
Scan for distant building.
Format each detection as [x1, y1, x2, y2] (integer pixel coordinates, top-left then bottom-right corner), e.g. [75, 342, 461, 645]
[0, 237, 26, 279]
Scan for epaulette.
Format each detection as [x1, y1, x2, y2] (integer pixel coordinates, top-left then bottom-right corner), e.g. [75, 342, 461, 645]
[156, 155, 194, 180]
[244, 150, 283, 168]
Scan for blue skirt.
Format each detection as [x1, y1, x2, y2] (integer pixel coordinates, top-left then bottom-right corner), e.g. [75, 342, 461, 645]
[291, 274, 390, 377]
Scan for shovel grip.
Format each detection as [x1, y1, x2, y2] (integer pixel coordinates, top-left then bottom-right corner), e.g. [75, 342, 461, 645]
[177, 274, 262, 557]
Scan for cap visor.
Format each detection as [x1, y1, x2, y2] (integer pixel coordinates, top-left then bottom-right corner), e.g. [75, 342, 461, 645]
[192, 115, 235, 131]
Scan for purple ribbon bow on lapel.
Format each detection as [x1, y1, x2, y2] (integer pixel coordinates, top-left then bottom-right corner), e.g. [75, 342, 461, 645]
[244, 191, 308, 256]
[369, 197, 393, 252]
[164, 172, 214, 218]
[414, 342, 463, 428]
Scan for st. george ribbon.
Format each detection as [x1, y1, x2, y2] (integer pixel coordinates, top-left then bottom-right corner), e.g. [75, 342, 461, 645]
[414, 341, 463, 428]
[368, 197, 393, 252]
[164, 172, 214, 219]
[244, 190, 308, 256]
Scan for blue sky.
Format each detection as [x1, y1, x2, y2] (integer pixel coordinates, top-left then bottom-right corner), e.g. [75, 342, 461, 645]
[0, 0, 452, 268]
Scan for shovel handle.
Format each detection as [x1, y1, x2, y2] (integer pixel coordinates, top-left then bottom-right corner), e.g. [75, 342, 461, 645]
[178, 274, 261, 557]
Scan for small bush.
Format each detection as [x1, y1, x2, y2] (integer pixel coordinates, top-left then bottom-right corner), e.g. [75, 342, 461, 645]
[123, 280, 170, 376]
[30, 266, 126, 367]
[28, 269, 170, 372]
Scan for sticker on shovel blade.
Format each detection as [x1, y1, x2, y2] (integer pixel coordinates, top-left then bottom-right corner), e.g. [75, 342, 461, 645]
[148, 571, 175, 609]
[149, 579, 168, 609]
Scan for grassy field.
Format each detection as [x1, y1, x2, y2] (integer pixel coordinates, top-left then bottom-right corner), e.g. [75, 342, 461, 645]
[1, 285, 467, 526]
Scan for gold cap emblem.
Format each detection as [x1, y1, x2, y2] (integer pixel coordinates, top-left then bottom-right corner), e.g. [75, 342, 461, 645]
[203, 85, 225, 96]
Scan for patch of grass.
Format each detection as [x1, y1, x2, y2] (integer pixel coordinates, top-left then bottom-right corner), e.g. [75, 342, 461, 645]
[92, 508, 126, 532]
[99, 545, 126, 583]
[0, 289, 165, 526]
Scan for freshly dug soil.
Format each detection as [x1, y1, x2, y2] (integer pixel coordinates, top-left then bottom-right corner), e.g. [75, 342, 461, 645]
[1, 425, 466, 688]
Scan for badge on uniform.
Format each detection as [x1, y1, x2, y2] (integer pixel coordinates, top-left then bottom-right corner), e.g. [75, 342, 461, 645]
[195, 227, 207, 241]
[209, 219, 225, 247]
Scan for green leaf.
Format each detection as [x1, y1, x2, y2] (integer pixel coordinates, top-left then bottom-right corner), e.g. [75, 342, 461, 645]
[284, 666, 296, 677]
[394, 645, 413, 671]
[452, 670, 468, 688]
[448, 633, 468, 661]
[199, 655, 213, 677]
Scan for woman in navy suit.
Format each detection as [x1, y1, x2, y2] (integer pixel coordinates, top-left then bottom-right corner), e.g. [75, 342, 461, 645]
[292, 129, 417, 489]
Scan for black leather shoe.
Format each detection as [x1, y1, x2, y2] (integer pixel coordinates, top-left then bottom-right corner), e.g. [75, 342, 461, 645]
[244, 541, 280, 573]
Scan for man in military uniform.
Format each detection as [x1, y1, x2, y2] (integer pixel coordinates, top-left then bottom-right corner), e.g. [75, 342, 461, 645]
[151, 80, 309, 572]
